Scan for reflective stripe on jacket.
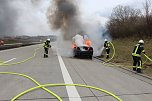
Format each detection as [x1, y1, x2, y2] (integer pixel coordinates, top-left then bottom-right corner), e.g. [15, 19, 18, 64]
[43, 42, 49, 48]
[104, 41, 110, 49]
[132, 44, 145, 57]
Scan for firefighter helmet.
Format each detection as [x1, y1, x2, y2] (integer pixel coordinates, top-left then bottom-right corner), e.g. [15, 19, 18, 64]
[46, 38, 50, 43]
[104, 39, 108, 42]
[138, 40, 144, 44]
[47, 38, 50, 41]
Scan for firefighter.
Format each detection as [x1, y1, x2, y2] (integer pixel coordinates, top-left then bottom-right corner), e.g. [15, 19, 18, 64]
[43, 39, 51, 58]
[104, 39, 110, 59]
[132, 40, 145, 73]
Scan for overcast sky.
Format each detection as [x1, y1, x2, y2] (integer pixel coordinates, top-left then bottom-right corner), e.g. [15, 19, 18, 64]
[0, 0, 146, 36]
[18, 0, 146, 36]
[79, 0, 144, 17]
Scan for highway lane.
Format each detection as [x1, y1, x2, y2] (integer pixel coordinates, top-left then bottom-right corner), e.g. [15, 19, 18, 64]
[0, 44, 152, 101]
[0, 45, 69, 101]
[63, 57, 152, 101]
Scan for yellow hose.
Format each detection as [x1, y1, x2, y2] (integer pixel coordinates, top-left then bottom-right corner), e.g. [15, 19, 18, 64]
[0, 60, 4, 63]
[104, 42, 116, 63]
[2, 43, 152, 101]
[144, 54, 152, 62]
[0, 46, 41, 66]
[0, 45, 122, 101]
[0, 72, 122, 101]
[11, 83, 123, 101]
[0, 72, 62, 101]
[142, 58, 148, 65]
[102, 42, 152, 68]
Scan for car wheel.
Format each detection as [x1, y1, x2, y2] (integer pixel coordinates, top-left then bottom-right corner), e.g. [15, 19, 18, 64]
[74, 54, 77, 58]
[89, 55, 92, 60]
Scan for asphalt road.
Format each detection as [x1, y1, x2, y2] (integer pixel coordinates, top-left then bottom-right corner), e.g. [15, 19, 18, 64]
[0, 44, 152, 101]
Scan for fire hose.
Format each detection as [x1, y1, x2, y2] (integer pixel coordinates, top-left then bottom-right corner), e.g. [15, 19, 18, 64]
[0, 45, 122, 101]
[0, 46, 40, 66]
[102, 42, 152, 68]
[0, 42, 151, 101]
[0, 72, 122, 101]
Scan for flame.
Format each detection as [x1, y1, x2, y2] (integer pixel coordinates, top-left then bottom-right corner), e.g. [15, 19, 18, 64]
[72, 43, 76, 48]
[84, 39, 92, 47]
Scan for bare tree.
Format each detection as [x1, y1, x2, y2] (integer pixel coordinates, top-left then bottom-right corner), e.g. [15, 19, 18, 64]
[107, 5, 141, 38]
[143, 0, 151, 19]
[143, 0, 152, 35]
[111, 5, 141, 23]
[107, 1, 152, 39]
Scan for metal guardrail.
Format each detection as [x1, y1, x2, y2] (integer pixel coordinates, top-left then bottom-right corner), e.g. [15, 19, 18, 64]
[0, 42, 41, 50]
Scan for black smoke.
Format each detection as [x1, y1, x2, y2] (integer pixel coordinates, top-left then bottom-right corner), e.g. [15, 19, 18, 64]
[0, 0, 18, 37]
[47, 0, 84, 40]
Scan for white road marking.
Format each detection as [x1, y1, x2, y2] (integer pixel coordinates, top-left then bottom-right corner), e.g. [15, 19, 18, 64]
[3, 58, 16, 63]
[58, 55, 82, 101]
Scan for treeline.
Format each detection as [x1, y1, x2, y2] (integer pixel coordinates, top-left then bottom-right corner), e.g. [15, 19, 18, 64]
[107, 0, 152, 39]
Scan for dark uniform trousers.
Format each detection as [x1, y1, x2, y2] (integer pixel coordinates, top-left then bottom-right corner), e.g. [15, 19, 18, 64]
[43, 42, 50, 58]
[132, 44, 145, 73]
[132, 56, 142, 69]
[104, 41, 110, 59]
[44, 48, 49, 57]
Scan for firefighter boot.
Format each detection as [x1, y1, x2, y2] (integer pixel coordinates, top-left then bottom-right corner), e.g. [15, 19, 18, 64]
[44, 54, 46, 58]
[133, 68, 136, 71]
[137, 68, 142, 73]
[106, 55, 109, 59]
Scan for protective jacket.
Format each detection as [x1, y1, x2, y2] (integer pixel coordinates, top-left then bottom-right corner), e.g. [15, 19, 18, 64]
[43, 41, 50, 49]
[104, 41, 110, 49]
[132, 44, 145, 57]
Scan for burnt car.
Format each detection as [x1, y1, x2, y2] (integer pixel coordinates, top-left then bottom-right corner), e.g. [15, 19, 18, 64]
[73, 45, 93, 59]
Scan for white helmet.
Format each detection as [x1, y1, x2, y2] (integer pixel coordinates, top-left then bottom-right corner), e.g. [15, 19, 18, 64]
[138, 40, 144, 44]
[104, 39, 108, 41]
[47, 38, 50, 41]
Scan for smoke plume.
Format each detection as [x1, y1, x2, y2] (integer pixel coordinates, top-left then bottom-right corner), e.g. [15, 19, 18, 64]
[47, 0, 83, 40]
[47, 0, 110, 56]
[0, 0, 18, 36]
[0, 0, 51, 37]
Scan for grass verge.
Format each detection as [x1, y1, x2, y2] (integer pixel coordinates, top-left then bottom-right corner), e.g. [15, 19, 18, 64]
[102, 37, 152, 76]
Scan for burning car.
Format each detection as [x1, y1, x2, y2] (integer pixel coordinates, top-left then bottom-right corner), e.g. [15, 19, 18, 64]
[72, 34, 93, 59]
